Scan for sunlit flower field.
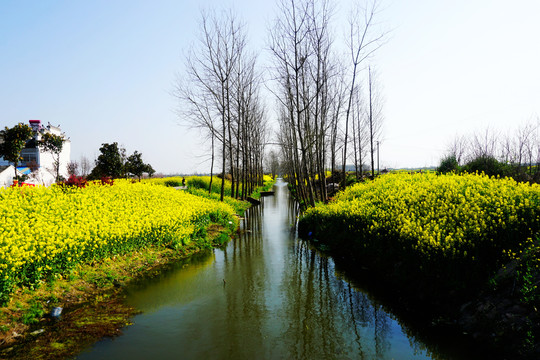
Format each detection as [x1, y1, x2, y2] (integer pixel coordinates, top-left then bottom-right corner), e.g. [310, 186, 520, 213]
[300, 172, 540, 284]
[144, 175, 274, 213]
[0, 179, 236, 303]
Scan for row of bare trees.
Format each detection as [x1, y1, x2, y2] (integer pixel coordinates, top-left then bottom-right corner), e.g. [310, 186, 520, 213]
[446, 119, 540, 179]
[177, 10, 268, 201]
[269, 0, 385, 207]
[176, 1, 385, 206]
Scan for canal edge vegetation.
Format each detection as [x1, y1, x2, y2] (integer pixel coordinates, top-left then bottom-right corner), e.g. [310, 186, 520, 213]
[0, 175, 275, 359]
[297, 171, 540, 359]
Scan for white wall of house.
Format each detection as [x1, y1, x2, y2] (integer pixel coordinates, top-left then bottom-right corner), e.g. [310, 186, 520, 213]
[0, 166, 16, 188]
[37, 138, 71, 185]
[0, 120, 71, 187]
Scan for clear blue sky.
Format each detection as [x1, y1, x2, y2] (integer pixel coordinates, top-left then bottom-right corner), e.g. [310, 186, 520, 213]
[1, 0, 539, 174]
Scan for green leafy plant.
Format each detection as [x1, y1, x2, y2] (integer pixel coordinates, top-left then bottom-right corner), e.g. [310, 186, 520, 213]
[437, 154, 460, 174]
[21, 300, 45, 325]
[514, 236, 540, 306]
[0, 123, 34, 182]
[462, 155, 511, 178]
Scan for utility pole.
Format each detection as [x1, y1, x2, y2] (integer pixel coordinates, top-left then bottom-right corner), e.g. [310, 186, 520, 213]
[377, 140, 380, 175]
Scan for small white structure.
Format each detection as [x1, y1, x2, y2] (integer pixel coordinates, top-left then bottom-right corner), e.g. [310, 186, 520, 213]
[0, 165, 19, 188]
[0, 120, 71, 187]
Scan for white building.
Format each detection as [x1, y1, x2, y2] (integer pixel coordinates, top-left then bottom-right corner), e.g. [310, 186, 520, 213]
[0, 165, 20, 188]
[0, 120, 71, 187]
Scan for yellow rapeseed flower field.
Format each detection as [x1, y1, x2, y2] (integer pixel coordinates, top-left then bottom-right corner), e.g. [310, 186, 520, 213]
[301, 172, 540, 280]
[0, 179, 236, 302]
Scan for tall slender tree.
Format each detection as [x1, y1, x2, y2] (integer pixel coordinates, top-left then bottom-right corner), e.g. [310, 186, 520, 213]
[342, 0, 386, 186]
[270, 0, 386, 206]
[366, 66, 384, 178]
[270, 0, 335, 207]
[178, 10, 244, 201]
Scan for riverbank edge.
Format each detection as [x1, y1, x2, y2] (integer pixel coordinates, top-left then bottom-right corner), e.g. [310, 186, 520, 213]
[296, 221, 539, 360]
[0, 222, 238, 360]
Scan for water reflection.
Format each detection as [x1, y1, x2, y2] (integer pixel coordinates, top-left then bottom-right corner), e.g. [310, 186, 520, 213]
[77, 179, 434, 360]
[126, 251, 215, 312]
[279, 233, 395, 359]
[221, 204, 268, 357]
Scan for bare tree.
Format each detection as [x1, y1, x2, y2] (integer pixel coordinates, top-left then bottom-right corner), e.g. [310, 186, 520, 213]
[67, 161, 79, 177]
[176, 8, 268, 200]
[366, 66, 384, 178]
[327, 68, 347, 183]
[447, 134, 469, 165]
[350, 84, 368, 179]
[270, 0, 315, 206]
[270, 0, 386, 205]
[469, 127, 499, 161]
[270, 0, 337, 206]
[177, 9, 246, 201]
[514, 121, 537, 170]
[500, 133, 514, 164]
[342, 0, 386, 186]
[79, 155, 92, 177]
[265, 149, 280, 179]
[231, 49, 267, 199]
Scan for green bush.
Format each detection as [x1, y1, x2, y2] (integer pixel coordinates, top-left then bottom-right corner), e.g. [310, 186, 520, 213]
[187, 176, 233, 197]
[164, 179, 182, 187]
[462, 155, 510, 177]
[437, 155, 460, 174]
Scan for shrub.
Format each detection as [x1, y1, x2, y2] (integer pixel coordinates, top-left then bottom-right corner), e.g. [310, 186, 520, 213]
[164, 179, 182, 187]
[437, 154, 460, 174]
[462, 155, 510, 177]
[62, 175, 88, 188]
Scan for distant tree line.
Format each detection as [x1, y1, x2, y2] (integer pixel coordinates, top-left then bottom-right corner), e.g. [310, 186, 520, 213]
[72, 142, 155, 181]
[438, 120, 540, 182]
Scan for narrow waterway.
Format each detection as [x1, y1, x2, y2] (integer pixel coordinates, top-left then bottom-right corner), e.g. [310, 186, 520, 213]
[77, 179, 449, 359]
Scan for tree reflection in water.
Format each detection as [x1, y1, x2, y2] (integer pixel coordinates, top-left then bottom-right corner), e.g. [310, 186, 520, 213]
[220, 180, 419, 359]
[77, 179, 433, 360]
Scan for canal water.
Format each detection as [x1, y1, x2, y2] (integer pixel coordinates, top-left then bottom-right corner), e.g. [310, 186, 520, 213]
[77, 179, 450, 359]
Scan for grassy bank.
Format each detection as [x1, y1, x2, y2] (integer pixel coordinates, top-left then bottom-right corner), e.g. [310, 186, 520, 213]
[143, 176, 248, 214]
[0, 234, 229, 359]
[145, 174, 275, 212]
[298, 172, 540, 358]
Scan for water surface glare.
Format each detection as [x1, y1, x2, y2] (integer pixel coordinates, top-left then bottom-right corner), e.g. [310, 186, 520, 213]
[77, 179, 435, 359]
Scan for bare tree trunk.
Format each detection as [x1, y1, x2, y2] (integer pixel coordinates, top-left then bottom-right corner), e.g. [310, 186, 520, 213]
[352, 96, 359, 180]
[209, 132, 215, 194]
[221, 99, 227, 201]
[343, 0, 386, 187]
[175, 9, 255, 201]
[368, 67, 375, 179]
